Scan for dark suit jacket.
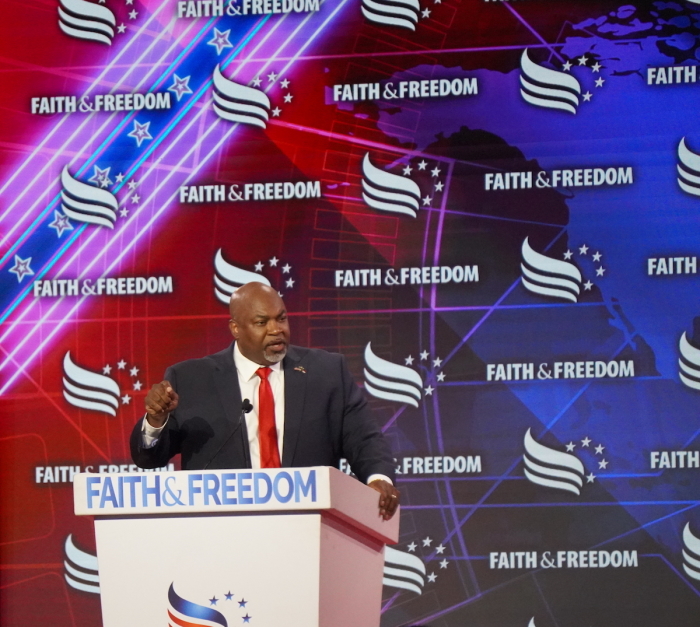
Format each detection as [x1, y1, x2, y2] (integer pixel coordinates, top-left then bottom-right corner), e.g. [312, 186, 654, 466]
[130, 343, 395, 483]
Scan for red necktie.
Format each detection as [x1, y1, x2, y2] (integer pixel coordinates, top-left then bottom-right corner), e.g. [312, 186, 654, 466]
[256, 367, 281, 468]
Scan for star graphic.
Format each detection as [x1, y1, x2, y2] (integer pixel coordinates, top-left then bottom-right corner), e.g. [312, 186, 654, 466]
[577, 55, 588, 66]
[435, 544, 445, 554]
[134, 381, 143, 391]
[267, 71, 278, 83]
[251, 77, 262, 87]
[128, 9, 138, 19]
[563, 249, 573, 260]
[581, 436, 591, 447]
[271, 107, 282, 117]
[9, 255, 34, 283]
[433, 357, 442, 367]
[88, 165, 112, 188]
[421, 7, 431, 17]
[583, 281, 593, 290]
[565, 441, 575, 452]
[403, 165, 412, 176]
[407, 542, 417, 552]
[254, 261, 264, 272]
[595, 444, 605, 454]
[434, 181, 444, 192]
[117, 23, 127, 34]
[420, 350, 429, 360]
[417, 160, 427, 170]
[127, 120, 152, 147]
[269, 256, 279, 267]
[427, 572, 437, 583]
[424, 385, 434, 396]
[225, 591, 233, 601]
[131, 194, 141, 204]
[596, 266, 606, 276]
[582, 91, 592, 102]
[122, 395, 131, 404]
[282, 263, 291, 274]
[283, 93, 293, 103]
[168, 74, 193, 101]
[578, 244, 589, 255]
[592, 62, 602, 72]
[115, 173, 125, 183]
[128, 180, 138, 191]
[117, 360, 127, 369]
[439, 559, 449, 569]
[422, 195, 432, 206]
[595, 77, 605, 88]
[422, 536, 433, 547]
[242, 614, 251, 623]
[119, 208, 129, 218]
[49, 210, 73, 237]
[437, 372, 445, 382]
[280, 78, 290, 89]
[130, 366, 139, 377]
[238, 599, 247, 607]
[126, 0, 133, 4]
[586, 472, 596, 483]
[430, 166, 441, 177]
[405, 355, 414, 365]
[592, 251, 602, 262]
[285, 278, 295, 288]
[598, 459, 608, 469]
[434, 0, 441, 3]
[208, 28, 233, 55]
[209, 596, 218, 606]
[103, 365, 112, 375]
[562, 60, 572, 71]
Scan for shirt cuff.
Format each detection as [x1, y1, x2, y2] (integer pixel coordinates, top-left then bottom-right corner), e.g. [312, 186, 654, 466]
[141, 415, 168, 448]
[366, 474, 392, 486]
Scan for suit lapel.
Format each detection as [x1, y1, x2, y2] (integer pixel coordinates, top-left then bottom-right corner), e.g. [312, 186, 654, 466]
[211, 343, 244, 431]
[282, 346, 307, 467]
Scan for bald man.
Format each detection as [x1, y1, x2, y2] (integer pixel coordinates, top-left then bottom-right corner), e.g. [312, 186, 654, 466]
[130, 282, 399, 519]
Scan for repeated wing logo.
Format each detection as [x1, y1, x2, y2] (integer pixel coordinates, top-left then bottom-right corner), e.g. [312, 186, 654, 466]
[361, 0, 420, 31]
[167, 583, 229, 627]
[523, 428, 585, 496]
[528, 620, 537, 627]
[61, 166, 118, 229]
[64, 534, 100, 594]
[520, 49, 581, 115]
[363, 342, 422, 407]
[521, 237, 582, 303]
[63, 351, 120, 416]
[212, 65, 271, 129]
[361, 153, 421, 218]
[682, 523, 700, 581]
[383, 546, 426, 595]
[58, 0, 116, 45]
[678, 331, 700, 391]
[214, 249, 271, 304]
[677, 138, 700, 197]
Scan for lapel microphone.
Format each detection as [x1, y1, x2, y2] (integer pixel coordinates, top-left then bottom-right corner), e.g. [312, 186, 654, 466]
[203, 399, 253, 470]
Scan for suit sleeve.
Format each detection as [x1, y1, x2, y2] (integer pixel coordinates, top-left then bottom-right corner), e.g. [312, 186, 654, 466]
[338, 355, 396, 484]
[129, 366, 183, 469]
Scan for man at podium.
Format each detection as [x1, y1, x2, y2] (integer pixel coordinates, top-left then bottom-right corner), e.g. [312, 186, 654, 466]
[130, 282, 399, 519]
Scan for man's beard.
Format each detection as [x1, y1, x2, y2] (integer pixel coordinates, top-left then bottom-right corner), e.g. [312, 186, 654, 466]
[264, 347, 287, 363]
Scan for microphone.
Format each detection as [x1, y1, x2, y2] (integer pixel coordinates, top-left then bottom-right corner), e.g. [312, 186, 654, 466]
[203, 399, 253, 470]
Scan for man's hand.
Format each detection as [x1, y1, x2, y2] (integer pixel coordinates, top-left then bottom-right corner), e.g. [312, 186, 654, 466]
[145, 380, 178, 427]
[369, 479, 400, 521]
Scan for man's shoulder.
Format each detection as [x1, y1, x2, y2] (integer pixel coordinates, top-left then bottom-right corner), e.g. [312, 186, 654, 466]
[168, 345, 232, 374]
[290, 345, 343, 365]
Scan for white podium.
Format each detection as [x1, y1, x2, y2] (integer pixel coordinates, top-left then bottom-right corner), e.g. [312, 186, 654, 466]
[73, 466, 398, 627]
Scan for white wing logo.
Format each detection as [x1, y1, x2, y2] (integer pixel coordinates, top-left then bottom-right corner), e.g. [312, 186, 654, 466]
[383, 546, 426, 595]
[63, 351, 120, 416]
[363, 342, 422, 407]
[677, 138, 700, 197]
[214, 249, 271, 304]
[212, 65, 271, 129]
[683, 523, 700, 581]
[362, 154, 421, 218]
[528, 620, 537, 627]
[523, 428, 585, 495]
[520, 49, 581, 115]
[58, 0, 116, 45]
[361, 0, 420, 31]
[64, 534, 100, 594]
[678, 331, 700, 391]
[61, 166, 118, 229]
[521, 237, 582, 303]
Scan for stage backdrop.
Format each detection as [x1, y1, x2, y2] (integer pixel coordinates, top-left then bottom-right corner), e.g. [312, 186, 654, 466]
[2, 0, 700, 625]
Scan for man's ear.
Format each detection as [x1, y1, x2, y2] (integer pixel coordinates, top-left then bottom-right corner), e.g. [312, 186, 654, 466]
[228, 319, 238, 339]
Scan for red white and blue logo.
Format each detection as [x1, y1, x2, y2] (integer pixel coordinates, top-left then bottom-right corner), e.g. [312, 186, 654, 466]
[168, 583, 252, 626]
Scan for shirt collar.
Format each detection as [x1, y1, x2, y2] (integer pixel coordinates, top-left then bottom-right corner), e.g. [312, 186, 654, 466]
[233, 342, 282, 382]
